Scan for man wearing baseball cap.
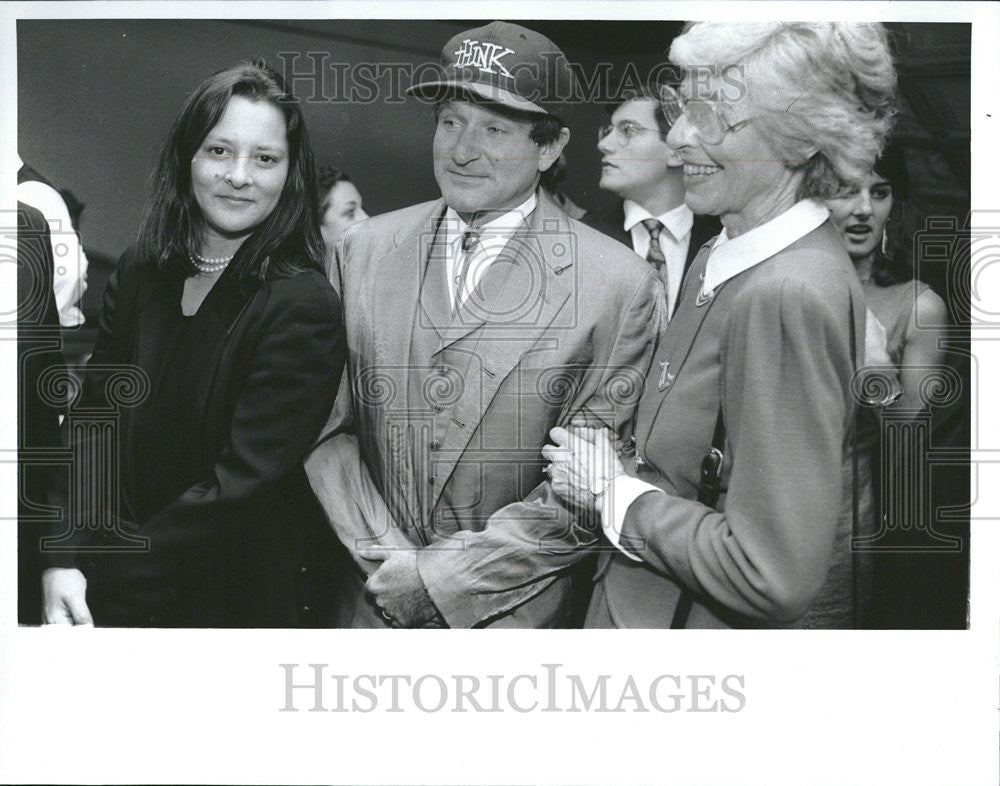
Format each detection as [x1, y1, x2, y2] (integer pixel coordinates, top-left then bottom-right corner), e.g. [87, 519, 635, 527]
[306, 22, 660, 628]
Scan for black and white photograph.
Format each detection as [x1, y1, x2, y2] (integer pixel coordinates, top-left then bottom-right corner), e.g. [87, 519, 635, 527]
[2, 2, 997, 784]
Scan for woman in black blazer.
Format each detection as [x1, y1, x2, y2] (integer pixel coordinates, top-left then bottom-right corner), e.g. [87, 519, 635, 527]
[41, 60, 346, 627]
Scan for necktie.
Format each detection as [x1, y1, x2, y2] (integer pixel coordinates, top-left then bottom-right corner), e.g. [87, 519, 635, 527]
[642, 218, 670, 331]
[453, 227, 482, 313]
[642, 218, 667, 272]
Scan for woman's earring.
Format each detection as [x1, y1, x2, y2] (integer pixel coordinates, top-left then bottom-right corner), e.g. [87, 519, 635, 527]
[881, 220, 889, 255]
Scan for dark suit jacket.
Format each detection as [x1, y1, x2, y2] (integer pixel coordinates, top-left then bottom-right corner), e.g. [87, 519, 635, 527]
[17, 203, 67, 624]
[52, 247, 346, 627]
[306, 191, 660, 628]
[582, 199, 721, 280]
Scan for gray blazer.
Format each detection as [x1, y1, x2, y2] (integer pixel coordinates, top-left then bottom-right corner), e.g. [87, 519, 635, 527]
[306, 190, 660, 627]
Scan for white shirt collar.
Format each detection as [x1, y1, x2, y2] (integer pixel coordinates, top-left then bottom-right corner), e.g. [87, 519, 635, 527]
[701, 199, 830, 296]
[443, 192, 537, 242]
[441, 193, 538, 310]
[622, 199, 694, 241]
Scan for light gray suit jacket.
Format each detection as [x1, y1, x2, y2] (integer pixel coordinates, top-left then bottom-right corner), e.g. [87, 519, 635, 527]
[306, 191, 660, 627]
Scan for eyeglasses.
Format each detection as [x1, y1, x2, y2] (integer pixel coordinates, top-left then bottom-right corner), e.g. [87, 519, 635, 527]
[598, 121, 662, 146]
[659, 85, 751, 145]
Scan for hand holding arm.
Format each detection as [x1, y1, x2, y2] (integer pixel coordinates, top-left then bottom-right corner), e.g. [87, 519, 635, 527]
[542, 421, 626, 512]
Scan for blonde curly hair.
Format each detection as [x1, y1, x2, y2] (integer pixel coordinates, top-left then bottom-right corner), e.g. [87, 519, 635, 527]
[669, 23, 898, 199]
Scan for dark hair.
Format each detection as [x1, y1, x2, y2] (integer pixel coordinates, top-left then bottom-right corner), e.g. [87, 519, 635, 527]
[58, 188, 85, 233]
[539, 152, 567, 191]
[433, 92, 565, 146]
[317, 165, 352, 211]
[137, 59, 324, 284]
[870, 141, 916, 287]
[604, 88, 671, 137]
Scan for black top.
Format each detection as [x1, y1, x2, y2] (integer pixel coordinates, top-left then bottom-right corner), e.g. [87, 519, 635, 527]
[52, 247, 347, 627]
[136, 308, 204, 517]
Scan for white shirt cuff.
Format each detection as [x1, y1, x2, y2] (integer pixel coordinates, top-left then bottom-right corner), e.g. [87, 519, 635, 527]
[599, 475, 664, 562]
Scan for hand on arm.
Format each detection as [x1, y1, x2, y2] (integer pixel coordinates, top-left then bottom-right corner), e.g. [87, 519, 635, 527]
[542, 419, 626, 512]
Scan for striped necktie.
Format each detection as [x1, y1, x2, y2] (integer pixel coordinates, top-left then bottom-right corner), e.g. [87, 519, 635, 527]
[642, 218, 671, 331]
[642, 218, 667, 272]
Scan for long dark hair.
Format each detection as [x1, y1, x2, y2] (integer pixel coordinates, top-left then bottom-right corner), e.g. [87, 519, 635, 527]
[870, 141, 918, 287]
[137, 59, 324, 284]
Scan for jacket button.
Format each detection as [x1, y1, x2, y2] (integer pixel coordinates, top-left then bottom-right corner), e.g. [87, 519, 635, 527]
[302, 605, 311, 613]
[429, 440, 441, 451]
[433, 404, 444, 413]
[299, 565, 307, 574]
[437, 365, 450, 376]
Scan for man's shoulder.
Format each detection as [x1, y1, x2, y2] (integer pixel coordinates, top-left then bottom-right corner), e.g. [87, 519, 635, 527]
[352, 200, 442, 238]
[581, 200, 630, 245]
[566, 212, 649, 285]
[341, 199, 443, 258]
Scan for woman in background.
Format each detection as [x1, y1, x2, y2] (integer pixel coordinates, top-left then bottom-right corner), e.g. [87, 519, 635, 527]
[317, 165, 368, 270]
[827, 141, 948, 414]
[827, 141, 950, 627]
[42, 60, 346, 627]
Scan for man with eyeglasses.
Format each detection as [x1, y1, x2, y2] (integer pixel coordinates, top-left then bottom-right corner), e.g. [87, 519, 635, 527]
[305, 22, 660, 628]
[583, 89, 720, 320]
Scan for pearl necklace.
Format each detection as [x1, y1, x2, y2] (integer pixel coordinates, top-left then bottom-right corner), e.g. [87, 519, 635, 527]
[190, 252, 233, 274]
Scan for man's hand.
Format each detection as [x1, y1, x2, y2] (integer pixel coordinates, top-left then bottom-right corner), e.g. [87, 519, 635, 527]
[361, 549, 442, 628]
[41, 567, 94, 625]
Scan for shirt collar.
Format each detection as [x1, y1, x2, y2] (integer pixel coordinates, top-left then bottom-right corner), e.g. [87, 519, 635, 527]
[622, 199, 694, 241]
[444, 192, 537, 242]
[702, 199, 830, 295]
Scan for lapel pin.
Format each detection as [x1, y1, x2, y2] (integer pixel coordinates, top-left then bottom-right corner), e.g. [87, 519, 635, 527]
[657, 360, 672, 390]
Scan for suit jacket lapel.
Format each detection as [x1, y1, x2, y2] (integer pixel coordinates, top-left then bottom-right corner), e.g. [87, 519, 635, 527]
[637, 245, 721, 446]
[192, 258, 260, 422]
[416, 214, 454, 339]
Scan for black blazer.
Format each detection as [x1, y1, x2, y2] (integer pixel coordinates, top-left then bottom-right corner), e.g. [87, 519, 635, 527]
[582, 199, 721, 279]
[56, 247, 347, 627]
